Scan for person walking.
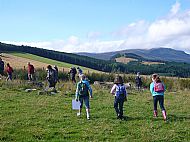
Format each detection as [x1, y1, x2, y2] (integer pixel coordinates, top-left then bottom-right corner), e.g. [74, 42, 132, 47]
[53, 65, 59, 83]
[135, 72, 142, 91]
[77, 67, 83, 76]
[27, 62, 35, 81]
[75, 74, 93, 120]
[110, 75, 128, 119]
[69, 67, 77, 84]
[46, 65, 57, 91]
[150, 74, 167, 121]
[0, 58, 4, 78]
[5, 63, 13, 81]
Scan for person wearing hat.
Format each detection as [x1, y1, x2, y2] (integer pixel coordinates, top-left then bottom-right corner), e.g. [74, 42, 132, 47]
[75, 74, 93, 120]
[110, 75, 127, 119]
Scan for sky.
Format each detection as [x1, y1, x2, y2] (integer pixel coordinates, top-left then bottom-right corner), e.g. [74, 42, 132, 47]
[0, 0, 190, 53]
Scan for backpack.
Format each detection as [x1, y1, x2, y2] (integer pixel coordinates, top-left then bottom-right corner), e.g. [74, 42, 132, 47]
[115, 85, 126, 98]
[154, 82, 164, 92]
[78, 82, 89, 97]
[48, 69, 56, 82]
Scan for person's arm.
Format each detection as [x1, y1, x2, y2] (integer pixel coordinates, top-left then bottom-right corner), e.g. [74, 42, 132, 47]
[110, 84, 116, 95]
[88, 85, 93, 98]
[85, 81, 93, 98]
[150, 82, 154, 94]
[75, 83, 79, 101]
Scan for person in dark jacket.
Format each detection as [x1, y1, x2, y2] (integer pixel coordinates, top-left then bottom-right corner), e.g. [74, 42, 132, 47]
[69, 67, 77, 84]
[135, 72, 142, 91]
[0, 58, 4, 77]
[46, 65, 57, 89]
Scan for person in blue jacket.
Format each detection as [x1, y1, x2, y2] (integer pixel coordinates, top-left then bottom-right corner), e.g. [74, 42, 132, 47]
[150, 74, 167, 121]
[75, 74, 93, 120]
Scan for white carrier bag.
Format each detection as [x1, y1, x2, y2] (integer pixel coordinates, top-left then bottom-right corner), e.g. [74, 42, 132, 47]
[72, 99, 81, 110]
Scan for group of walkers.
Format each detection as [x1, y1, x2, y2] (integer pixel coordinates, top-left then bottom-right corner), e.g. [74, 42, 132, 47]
[0, 57, 167, 121]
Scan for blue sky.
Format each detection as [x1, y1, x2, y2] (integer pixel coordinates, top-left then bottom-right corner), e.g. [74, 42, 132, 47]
[1, 0, 190, 53]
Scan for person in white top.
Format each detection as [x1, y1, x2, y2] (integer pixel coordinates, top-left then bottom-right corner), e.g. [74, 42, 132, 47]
[110, 76, 128, 119]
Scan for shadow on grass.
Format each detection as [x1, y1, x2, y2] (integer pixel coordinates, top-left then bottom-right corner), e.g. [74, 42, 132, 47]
[121, 116, 144, 121]
[168, 114, 190, 122]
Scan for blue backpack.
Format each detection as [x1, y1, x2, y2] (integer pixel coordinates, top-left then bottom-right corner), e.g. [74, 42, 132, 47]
[115, 85, 126, 98]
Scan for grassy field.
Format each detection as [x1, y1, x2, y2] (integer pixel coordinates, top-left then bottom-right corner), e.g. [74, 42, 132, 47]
[0, 80, 189, 142]
[1, 53, 101, 73]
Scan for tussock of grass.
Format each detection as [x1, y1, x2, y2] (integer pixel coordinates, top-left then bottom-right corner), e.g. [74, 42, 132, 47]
[0, 81, 189, 141]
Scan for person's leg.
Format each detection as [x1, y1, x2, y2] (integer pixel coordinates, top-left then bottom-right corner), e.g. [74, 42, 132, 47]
[114, 97, 120, 118]
[28, 74, 31, 81]
[153, 96, 158, 117]
[119, 98, 124, 119]
[158, 95, 167, 120]
[9, 73, 12, 80]
[77, 97, 83, 116]
[84, 96, 90, 119]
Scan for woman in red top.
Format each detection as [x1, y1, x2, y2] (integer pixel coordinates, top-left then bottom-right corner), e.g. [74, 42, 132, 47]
[6, 63, 13, 81]
[27, 62, 35, 81]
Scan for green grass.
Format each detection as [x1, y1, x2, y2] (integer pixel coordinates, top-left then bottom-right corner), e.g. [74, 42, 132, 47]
[0, 81, 190, 142]
[10, 52, 100, 72]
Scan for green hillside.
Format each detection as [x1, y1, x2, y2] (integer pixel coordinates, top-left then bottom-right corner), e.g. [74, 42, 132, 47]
[10, 52, 100, 72]
[1, 42, 190, 77]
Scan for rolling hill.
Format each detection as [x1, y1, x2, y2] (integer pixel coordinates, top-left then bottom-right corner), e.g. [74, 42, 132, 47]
[1, 42, 190, 77]
[0, 53, 100, 73]
[78, 48, 190, 63]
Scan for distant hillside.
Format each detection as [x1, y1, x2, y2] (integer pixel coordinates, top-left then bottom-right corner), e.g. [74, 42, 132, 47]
[0, 53, 100, 73]
[78, 48, 190, 63]
[1, 42, 190, 77]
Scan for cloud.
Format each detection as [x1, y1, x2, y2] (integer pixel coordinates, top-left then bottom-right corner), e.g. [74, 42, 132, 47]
[2, 1, 190, 54]
[170, 1, 181, 15]
[112, 20, 149, 37]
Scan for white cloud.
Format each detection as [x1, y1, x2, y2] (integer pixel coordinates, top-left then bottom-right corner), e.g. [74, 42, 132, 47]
[112, 20, 149, 37]
[2, 1, 190, 54]
[170, 1, 180, 15]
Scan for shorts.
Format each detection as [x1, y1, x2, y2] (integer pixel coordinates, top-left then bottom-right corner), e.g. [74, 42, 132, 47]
[79, 95, 90, 109]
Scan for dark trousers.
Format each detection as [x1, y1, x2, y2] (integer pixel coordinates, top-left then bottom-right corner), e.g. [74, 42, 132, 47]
[114, 97, 125, 117]
[48, 80, 56, 88]
[153, 95, 165, 111]
[7, 73, 12, 81]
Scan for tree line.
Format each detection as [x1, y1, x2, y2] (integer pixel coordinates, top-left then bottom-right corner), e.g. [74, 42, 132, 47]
[1, 42, 190, 77]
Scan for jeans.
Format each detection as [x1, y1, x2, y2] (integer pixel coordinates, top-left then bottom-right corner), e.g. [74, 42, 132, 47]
[114, 96, 125, 117]
[153, 95, 165, 111]
[7, 73, 12, 80]
[79, 95, 90, 109]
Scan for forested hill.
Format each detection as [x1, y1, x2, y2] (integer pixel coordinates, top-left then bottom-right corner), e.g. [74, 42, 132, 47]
[78, 48, 190, 63]
[1, 42, 190, 77]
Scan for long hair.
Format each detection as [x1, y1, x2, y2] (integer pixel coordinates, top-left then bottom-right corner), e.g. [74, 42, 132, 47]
[152, 73, 158, 80]
[155, 76, 162, 83]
